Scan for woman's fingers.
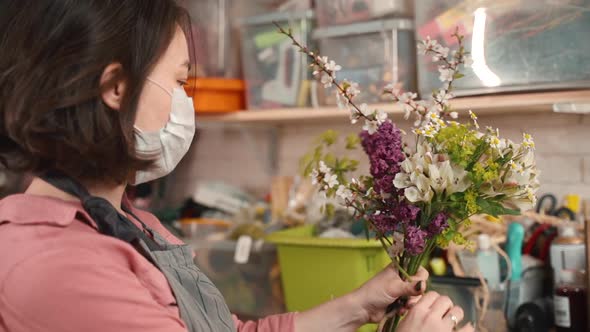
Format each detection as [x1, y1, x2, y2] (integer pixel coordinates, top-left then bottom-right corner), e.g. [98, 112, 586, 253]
[442, 305, 465, 328]
[414, 266, 429, 281]
[413, 291, 440, 310]
[430, 295, 454, 318]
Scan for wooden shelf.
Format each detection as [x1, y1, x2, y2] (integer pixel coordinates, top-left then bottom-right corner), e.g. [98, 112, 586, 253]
[198, 90, 590, 125]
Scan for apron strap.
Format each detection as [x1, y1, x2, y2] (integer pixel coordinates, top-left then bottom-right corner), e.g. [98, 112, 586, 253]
[41, 170, 161, 250]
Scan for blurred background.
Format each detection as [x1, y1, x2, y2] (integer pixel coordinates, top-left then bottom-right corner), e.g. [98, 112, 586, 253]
[3, 1, 590, 331]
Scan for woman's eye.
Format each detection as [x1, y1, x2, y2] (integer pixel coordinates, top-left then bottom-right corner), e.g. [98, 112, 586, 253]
[177, 80, 187, 87]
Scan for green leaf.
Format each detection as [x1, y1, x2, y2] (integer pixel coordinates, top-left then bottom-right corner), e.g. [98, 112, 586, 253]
[299, 153, 314, 176]
[320, 130, 338, 146]
[313, 146, 323, 163]
[345, 134, 361, 150]
[466, 139, 489, 171]
[477, 198, 520, 217]
[324, 153, 336, 168]
[348, 159, 360, 172]
[454, 73, 465, 80]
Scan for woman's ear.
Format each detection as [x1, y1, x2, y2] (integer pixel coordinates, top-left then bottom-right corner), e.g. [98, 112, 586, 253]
[100, 63, 127, 111]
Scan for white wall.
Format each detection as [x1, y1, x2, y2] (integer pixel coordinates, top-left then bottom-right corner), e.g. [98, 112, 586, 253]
[165, 111, 590, 207]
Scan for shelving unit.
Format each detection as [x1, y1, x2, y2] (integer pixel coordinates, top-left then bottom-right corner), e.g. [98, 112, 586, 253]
[198, 90, 590, 125]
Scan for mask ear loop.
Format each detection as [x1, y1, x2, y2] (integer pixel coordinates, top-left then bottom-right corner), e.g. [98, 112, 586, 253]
[146, 77, 173, 97]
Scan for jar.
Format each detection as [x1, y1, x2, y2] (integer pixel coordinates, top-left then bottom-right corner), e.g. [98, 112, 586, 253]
[553, 269, 588, 332]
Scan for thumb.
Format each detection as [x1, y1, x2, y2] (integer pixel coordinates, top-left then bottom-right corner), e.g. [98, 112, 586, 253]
[388, 278, 426, 299]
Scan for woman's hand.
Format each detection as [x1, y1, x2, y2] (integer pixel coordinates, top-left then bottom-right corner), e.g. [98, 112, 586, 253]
[352, 265, 429, 324]
[294, 265, 473, 332]
[397, 291, 475, 332]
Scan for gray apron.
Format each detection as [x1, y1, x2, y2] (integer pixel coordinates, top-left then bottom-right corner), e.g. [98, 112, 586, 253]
[41, 172, 236, 332]
[137, 223, 236, 332]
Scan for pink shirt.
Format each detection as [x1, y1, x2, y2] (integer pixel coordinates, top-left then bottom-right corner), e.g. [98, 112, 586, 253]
[0, 194, 295, 332]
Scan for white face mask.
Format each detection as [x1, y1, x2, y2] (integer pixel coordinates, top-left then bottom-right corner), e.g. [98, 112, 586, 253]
[131, 78, 196, 185]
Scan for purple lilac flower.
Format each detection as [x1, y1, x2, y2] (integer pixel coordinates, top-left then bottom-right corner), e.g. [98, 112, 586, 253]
[405, 225, 427, 256]
[360, 121, 405, 195]
[427, 212, 449, 236]
[368, 203, 421, 235]
[369, 213, 396, 234]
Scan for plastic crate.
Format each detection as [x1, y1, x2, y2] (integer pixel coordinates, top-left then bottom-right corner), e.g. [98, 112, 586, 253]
[182, 0, 241, 78]
[239, 11, 314, 110]
[315, 0, 414, 27]
[313, 19, 417, 106]
[266, 225, 390, 332]
[415, 0, 590, 97]
[187, 238, 286, 318]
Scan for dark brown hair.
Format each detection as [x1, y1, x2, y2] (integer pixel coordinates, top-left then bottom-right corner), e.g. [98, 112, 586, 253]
[0, 0, 194, 183]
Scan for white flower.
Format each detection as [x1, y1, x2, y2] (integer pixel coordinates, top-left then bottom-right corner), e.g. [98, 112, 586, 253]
[404, 187, 421, 203]
[450, 111, 459, 119]
[375, 110, 388, 125]
[417, 36, 438, 55]
[432, 45, 450, 61]
[509, 186, 537, 211]
[508, 160, 524, 175]
[317, 55, 328, 66]
[388, 232, 405, 258]
[526, 187, 537, 205]
[384, 82, 402, 97]
[319, 161, 331, 174]
[400, 158, 414, 173]
[393, 173, 412, 189]
[359, 103, 371, 116]
[438, 66, 455, 82]
[404, 174, 434, 203]
[522, 133, 535, 150]
[324, 174, 338, 189]
[363, 119, 379, 135]
[336, 185, 353, 201]
[469, 110, 480, 129]
[448, 163, 471, 194]
[435, 89, 454, 105]
[421, 124, 438, 138]
[428, 162, 447, 194]
[413, 114, 424, 127]
[413, 100, 428, 114]
[488, 135, 506, 151]
[426, 159, 470, 195]
[426, 111, 441, 123]
[325, 60, 342, 72]
[463, 55, 474, 67]
[398, 92, 418, 103]
[321, 74, 333, 88]
[403, 102, 417, 121]
[310, 169, 320, 185]
[344, 80, 360, 98]
[350, 110, 361, 124]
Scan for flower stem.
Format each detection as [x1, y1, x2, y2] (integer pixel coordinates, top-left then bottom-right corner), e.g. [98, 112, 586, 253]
[273, 22, 372, 122]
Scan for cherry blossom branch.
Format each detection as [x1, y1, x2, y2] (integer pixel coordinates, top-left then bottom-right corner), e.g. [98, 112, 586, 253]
[274, 22, 374, 122]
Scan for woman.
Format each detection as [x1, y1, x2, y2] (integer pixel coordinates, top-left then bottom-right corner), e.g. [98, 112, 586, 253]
[0, 1, 474, 332]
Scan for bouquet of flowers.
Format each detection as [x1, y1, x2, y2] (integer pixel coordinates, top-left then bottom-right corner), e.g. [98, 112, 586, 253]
[277, 24, 540, 331]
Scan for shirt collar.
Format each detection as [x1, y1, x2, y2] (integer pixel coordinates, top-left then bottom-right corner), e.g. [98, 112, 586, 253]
[0, 193, 95, 227]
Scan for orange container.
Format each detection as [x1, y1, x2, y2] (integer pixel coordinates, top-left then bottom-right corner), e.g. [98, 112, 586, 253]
[185, 78, 246, 113]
